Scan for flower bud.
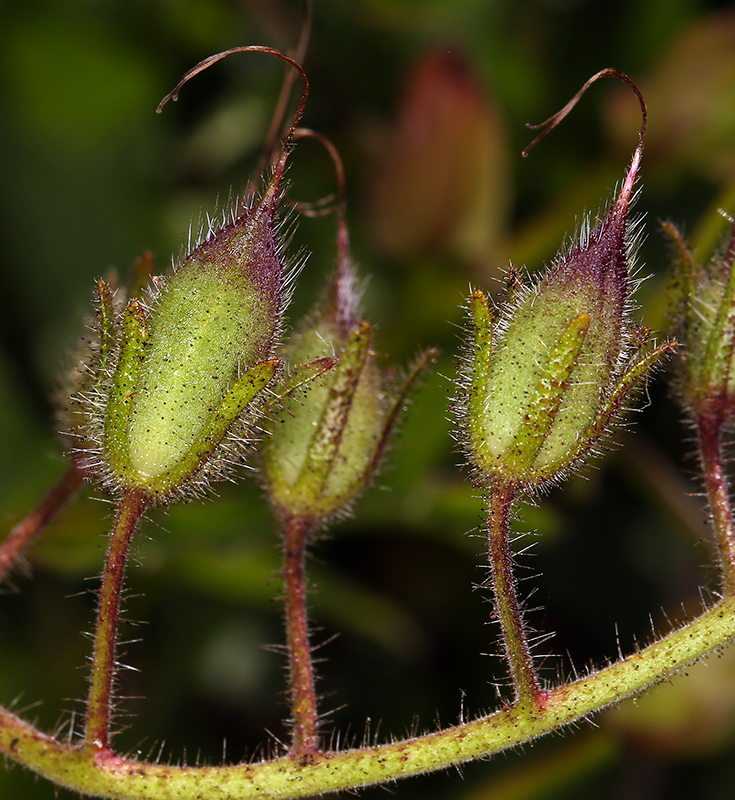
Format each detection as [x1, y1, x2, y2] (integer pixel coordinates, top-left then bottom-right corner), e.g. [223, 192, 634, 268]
[262, 223, 434, 523]
[457, 70, 674, 490]
[367, 48, 509, 265]
[62, 166, 286, 502]
[669, 216, 735, 423]
[58, 46, 314, 502]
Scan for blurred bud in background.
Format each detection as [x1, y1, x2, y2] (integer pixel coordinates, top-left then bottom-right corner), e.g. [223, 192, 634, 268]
[366, 48, 510, 271]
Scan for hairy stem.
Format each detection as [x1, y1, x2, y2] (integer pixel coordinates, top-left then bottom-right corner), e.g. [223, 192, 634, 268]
[0, 465, 83, 584]
[487, 483, 542, 705]
[282, 514, 320, 757]
[2, 594, 734, 799]
[84, 490, 147, 752]
[697, 414, 735, 594]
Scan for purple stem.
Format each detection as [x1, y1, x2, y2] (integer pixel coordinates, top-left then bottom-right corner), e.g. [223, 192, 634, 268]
[487, 483, 542, 706]
[0, 465, 83, 584]
[282, 514, 321, 759]
[84, 490, 147, 753]
[697, 414, 735, 595]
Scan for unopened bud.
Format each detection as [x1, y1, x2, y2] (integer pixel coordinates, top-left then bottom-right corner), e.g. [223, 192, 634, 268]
[263, 222, 434, 523]
[58, 45, 313, 503]
[458, 70, 674, 490]
[669, 216, 735, 424]
[63, 168, 286, 502]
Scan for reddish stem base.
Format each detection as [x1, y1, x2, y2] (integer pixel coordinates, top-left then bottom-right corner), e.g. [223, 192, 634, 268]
[282, 514, 321, 759]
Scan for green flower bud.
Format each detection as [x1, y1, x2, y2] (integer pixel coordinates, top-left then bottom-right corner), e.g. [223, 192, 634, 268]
[669, 216, 735, 424]
[262, 223, 434, 524]
[61, 167, 287, 503]
[457, 70, 674, 490]
[264, 317, 380, 521]
[57, 276, 119, 479]
[57, 44, 315, 502]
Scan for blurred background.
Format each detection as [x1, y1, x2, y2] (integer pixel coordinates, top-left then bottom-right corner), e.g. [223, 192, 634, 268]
[2, 0, 735, 797]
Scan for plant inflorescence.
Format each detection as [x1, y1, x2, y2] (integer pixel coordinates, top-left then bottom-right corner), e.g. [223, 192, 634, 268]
[2, 19, 735, 800]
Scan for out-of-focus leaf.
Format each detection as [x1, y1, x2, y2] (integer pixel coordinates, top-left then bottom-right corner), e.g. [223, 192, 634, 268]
[179, 97, 270, 178]
[604, 9, 735, 181]
[160, 544, 427, 659]
[457, 733, 618, 800]
[0, 352, 66, 521]
[1, 17, 158, 148]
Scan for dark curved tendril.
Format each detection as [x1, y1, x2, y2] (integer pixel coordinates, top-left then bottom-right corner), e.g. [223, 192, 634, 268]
[522, 68, 646, 163]
[157, 45, 309, 150]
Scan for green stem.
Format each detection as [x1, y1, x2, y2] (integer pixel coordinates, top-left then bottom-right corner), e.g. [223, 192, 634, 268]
[84, 490, 148, 752]
[282, 514, 321, 758]
[2, 594, 734, 799]
[0, 465, 83, 584]
[487, 483, 542, 705]
[697, 414, 735, 594]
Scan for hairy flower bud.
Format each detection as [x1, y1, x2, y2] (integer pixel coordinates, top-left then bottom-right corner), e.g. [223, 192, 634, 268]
[61, 166, 287, 503]
[262, 223, 434, 524]
[669, 216, 735, 423]
[58, 45, 314, 503]
[457, 70, 673, 491]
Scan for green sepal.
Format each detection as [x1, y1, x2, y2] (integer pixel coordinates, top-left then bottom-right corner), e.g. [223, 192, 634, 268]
[104, 299, 148, 481]
[542, 339, 676, 478]
[367, 347, 438, 481]
[95, 279, 117, 376]
[505, 311, 590, 477]
[700, 254, 735, 397]
[467, 291, 494, 466]
[149, 359, 279, 497]
[595, 341, 677, 436]
[276, 357, 337, 400]
[661, 221, 695, 310]
[292, 322, 372, 501]
[260, 357, 337, 421]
